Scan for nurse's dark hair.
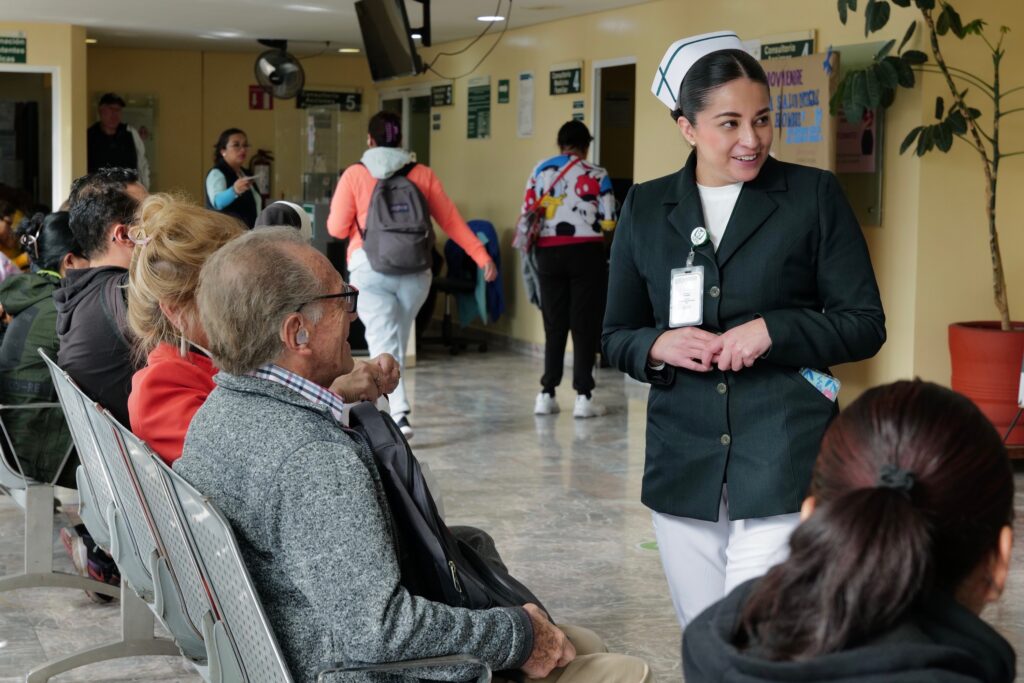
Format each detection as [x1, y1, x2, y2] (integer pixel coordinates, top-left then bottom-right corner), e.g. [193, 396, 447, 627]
[735, 380, 1013, 660]
[672, 49, 768, 122]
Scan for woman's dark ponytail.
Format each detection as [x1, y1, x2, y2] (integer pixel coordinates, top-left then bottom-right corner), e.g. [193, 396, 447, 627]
[16, 211, 80, 273]
[739, 487, 932, 658]
[736, 380, 1013, 660]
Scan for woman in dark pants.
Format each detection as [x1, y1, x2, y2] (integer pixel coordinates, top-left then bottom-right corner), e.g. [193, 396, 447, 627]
[524, 121, 617, 418]
[602, 32, 885, 629]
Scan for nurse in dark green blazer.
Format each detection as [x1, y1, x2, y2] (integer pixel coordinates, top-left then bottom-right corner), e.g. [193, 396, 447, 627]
[602, 36, 885, 628]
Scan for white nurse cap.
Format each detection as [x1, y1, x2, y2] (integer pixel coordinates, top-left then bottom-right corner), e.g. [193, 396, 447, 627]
[651, 31, 745, 110]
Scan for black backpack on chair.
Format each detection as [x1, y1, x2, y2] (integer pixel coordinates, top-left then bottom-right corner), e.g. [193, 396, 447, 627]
[346, 402, 549, 616]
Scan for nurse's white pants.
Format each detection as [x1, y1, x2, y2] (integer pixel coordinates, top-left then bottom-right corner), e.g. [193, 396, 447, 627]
[652, 485, 800, 630]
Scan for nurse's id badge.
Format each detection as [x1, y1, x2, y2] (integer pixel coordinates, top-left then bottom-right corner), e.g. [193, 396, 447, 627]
[669, 266, 704, 327]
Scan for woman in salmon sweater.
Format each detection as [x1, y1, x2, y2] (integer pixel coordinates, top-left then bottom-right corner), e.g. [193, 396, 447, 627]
[328, 111, 497, 440]
[127, 195, 399, 464]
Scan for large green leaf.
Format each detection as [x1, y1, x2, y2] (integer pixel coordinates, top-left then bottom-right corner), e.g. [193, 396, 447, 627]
[891, 0, 910, 6]
[962, 18, 987, 36]
[877, 59, 899, 89]
[881, 87, 896, 107]
[914, 0, 935, 9]
[865, 66, 882, 107]
[936, 8, 950, 35]
[898, 21, 917, 54]
[916, 125, 934, 156]
[947, 109, 967, 134]
[902, 49, 929, 65]
[944, 4, 965, 37]
[935, 96, 945, 120]
[865, 0, 891, 35]
[936, 121, 954, 151]
[845, 71, 867, 123]
[900, 126, 923, 154]
[895, 58, 916, 87]
[838, 0, 848, 24]
[967, 107, 982, 119]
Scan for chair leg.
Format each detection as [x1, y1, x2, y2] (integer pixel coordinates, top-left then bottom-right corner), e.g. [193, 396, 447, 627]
[24, 586, 180, 683]
[0, 484, 119, 598]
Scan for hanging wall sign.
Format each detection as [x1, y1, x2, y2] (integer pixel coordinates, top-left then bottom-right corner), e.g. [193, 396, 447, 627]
[296, 90, 362, 111]
[432, 84, 453, 107]
[549, 61, 583, 95]
[467, 76, 491, 139]
[0, 34, 26, 64]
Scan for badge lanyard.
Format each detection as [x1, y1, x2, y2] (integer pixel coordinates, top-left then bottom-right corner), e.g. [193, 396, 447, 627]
[669, 227, 708, 328]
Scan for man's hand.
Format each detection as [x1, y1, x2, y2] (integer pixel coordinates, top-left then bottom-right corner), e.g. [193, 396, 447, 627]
[370, 353, 400, 394]
[482, 259, 498, 283]
[706, 318, 772, 372]
[521, 603, 575, 679]
[648, 327, 720, 373]
[329, 361, 385, 403]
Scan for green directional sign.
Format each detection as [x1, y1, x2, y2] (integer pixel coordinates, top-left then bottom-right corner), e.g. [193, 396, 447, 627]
[0, 36, 27, 64]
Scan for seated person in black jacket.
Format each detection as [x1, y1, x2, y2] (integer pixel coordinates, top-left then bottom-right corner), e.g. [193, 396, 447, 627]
[684, 380, 1015, 683]
[55, 167, 147, 426]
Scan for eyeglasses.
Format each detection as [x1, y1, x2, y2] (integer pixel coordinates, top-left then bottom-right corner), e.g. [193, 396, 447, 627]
[227, 143, 251, 150]
[295, 285, 359, 314]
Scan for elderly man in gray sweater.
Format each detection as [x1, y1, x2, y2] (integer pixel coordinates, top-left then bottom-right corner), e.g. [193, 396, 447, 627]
[176, 227, 651, 683]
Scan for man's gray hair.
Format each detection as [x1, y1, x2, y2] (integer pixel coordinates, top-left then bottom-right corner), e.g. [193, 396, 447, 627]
[197, 226, 325, 375]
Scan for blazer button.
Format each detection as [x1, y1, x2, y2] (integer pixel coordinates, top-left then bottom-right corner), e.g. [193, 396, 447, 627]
[716, 382, 727, 395]
[720, 434, 731, 446]
[709, 285, 721, 298]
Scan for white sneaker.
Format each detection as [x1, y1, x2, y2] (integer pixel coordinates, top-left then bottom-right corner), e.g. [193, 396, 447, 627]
[574, 394, 607, 418]
[533, 392, 560, 415]
[395, 414, 414, 439]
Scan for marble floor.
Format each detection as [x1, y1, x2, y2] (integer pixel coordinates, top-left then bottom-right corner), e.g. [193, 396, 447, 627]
[0, 349, 1022, 682]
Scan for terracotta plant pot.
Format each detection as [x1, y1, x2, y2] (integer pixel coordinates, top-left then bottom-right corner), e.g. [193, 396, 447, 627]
[949, 322, 1024, 446]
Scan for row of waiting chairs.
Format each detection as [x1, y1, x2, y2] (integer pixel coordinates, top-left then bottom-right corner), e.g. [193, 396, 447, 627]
[0, 350, 489, 683]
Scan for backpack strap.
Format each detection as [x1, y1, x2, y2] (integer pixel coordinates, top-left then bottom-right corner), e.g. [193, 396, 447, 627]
[528, 157, 581, 213]
[394, 162, 418, 177]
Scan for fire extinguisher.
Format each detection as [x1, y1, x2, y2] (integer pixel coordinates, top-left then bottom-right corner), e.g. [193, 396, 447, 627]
[250, 149, 274, 203]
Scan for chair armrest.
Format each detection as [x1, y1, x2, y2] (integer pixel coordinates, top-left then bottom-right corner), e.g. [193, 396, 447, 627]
[316, 654, 491, 682]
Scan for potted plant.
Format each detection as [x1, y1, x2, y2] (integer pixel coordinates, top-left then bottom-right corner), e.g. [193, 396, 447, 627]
[834, 0, 1024, 444]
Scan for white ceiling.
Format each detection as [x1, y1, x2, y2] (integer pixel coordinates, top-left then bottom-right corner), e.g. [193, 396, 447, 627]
[7, 0, 653, 53]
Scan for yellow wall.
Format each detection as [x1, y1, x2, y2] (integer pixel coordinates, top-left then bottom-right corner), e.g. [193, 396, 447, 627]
[87, 47, 375, 202]
[0, 22, 87, 207]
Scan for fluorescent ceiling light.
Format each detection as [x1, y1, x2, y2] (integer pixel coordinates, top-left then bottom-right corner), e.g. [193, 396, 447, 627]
[85, 38, 98, 44]
[285, 4, 332, 11]
[337, 48, 360, 53]
[477, 15, 505, 21]
[411, 33, 422, 39]
[202, 31, 242, 39]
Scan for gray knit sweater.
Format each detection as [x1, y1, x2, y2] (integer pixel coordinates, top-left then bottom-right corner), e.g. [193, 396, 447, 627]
[175, 373, 532, 682]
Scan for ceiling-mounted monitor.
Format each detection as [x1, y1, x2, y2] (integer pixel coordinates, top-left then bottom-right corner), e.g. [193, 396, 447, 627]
[355, 0, 423, 82]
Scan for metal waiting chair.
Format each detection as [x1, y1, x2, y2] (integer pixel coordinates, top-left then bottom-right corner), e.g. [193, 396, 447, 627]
[155, 459, 491, 683]
[0, 400, 115, 597]
[32, 351, 179, 683]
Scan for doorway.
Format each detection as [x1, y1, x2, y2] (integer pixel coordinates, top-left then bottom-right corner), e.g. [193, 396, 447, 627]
[592, 59, 636, 209]
[0, 71, 53, 213]
[380, 87, 432, 165]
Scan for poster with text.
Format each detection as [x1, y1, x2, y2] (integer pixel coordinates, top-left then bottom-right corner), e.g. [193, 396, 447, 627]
[765, 52, 838, 171]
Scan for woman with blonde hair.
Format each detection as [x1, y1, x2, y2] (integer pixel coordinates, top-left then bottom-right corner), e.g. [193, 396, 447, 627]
[127, 194, 243, 463]
[128, 194, 400, 464]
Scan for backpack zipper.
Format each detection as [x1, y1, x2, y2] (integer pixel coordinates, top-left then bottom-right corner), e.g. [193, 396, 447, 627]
[448, 560, 463, 594]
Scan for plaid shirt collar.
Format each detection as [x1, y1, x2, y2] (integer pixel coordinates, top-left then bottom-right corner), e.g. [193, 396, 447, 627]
[248, 364, 346, 424]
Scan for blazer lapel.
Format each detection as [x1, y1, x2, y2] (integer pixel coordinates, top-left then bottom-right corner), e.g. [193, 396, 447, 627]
[714, 156, 786, 268]
[665, 153, 718, 268]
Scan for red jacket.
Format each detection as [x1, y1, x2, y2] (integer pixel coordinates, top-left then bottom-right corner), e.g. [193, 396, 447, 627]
[128, 342, 216, 464]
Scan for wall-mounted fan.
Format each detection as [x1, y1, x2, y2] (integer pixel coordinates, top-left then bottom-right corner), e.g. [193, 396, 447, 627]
[254, 40, 305, 99]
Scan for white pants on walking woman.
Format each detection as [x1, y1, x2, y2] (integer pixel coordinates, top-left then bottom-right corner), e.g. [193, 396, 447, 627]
[652, 485, 800, 629]
[347, 249, 431, 418]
